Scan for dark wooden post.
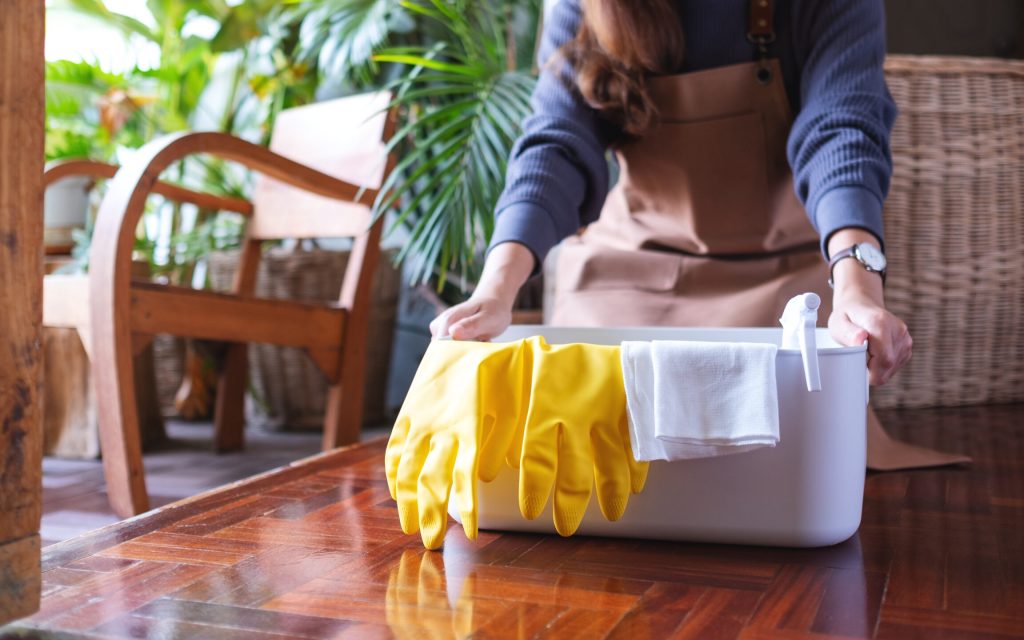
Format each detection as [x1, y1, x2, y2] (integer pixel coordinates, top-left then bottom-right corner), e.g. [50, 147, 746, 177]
[0, 0, 45, 624]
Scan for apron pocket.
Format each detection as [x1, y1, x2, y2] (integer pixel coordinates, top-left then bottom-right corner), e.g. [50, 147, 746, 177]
[624, 111, 771, 254]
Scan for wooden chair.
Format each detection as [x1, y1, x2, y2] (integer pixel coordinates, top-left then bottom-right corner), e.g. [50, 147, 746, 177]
[87, 91, 397, 517]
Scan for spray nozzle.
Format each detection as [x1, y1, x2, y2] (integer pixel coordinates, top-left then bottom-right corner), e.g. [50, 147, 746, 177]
[780, 292, 822, 392]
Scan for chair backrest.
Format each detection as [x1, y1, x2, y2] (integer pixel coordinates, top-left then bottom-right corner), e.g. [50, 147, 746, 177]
[248, 91, 394, 241]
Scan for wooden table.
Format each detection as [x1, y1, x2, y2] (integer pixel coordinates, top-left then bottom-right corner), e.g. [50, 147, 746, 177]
[4, 404, 1023, 639]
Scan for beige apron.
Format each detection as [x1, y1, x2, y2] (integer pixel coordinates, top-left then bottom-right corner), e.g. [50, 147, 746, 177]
[550, 10, 967, 470]
[552, 59, 830, 328]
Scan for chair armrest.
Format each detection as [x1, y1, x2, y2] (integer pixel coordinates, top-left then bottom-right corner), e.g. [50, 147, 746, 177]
[89, 131, 383, 335]
[44, 158, 118, 185]
[44, 157, 254, 216]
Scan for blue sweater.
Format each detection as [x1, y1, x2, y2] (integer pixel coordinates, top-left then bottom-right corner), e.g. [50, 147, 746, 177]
[489, 0, 897, 264]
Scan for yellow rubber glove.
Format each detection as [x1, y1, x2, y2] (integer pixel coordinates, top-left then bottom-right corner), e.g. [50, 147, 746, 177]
[385, 338, 526, 549]
[514, 336, 649, 536]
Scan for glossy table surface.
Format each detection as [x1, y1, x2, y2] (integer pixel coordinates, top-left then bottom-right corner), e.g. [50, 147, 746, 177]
[5, 404, 1023, 639]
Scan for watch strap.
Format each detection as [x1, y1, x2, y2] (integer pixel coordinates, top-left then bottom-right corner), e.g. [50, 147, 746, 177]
[828, 244, 886, 288]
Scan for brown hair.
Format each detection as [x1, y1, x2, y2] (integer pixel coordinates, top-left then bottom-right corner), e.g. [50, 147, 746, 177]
[563, 0, 685, 140]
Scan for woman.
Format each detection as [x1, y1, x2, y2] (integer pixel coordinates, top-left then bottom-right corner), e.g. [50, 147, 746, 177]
[431, 0, 965, 469]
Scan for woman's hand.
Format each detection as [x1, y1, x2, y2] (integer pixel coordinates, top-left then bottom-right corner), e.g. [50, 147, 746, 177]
[430, 242, 536, 341]
[826, 230, 912, 386]
[430, 295, 514, 341]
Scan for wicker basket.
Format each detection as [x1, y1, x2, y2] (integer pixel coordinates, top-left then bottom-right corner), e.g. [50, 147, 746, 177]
[207, 245, 401, 429]
[152, 334, 185, 417]
[873, 55, 1024, 409]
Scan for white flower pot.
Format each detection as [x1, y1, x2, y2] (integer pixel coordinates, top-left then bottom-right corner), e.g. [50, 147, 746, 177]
[44, 175, 91, 252]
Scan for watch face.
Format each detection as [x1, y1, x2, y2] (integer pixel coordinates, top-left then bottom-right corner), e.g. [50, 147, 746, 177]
[856, 243, 887, 271]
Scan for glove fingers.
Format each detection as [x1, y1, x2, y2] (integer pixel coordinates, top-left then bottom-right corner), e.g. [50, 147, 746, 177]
[504, 412, 526, 471]
[418, 434, 458, 550]
[385, 416, 412, 500]
[396, 432, 432, 535]
[553, 424, 594, 537]
[507, 337, 542, 470]
[452, 435, 480, 541]
[591, 422, 632, 522]
[519, 421, 558, 520]
[479, 413, 512, 482]
[620, 412, 650, 494]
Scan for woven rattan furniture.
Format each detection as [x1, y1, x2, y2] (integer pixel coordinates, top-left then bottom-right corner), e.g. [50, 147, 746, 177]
[86, 92, 397, 517]
[207, 245, 401, 429]
[876, 55, 1024, 409]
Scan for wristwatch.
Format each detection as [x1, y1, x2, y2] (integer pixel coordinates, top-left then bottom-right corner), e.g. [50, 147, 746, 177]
[828, 242, 887, 288]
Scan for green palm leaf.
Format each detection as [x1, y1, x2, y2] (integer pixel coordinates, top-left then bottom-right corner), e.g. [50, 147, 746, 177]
[371, 0, 537, 288]
[296, 0, 408, 85]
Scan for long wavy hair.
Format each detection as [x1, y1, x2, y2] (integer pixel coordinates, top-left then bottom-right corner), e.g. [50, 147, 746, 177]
[563, 0, 685, 140]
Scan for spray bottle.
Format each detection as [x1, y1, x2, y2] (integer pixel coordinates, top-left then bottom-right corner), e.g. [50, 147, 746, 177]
[780, 292, 822, 392]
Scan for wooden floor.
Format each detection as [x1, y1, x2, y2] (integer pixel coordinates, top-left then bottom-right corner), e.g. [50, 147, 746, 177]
[40, 421, 387, 546]
[4, 404, 1023, 639]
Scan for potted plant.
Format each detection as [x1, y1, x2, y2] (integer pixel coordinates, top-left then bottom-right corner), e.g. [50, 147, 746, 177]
[43, 59, 146, 254]
[288, 0, 544, 411]
[295, 0, 541, 292]
[47, 0, 317, 417]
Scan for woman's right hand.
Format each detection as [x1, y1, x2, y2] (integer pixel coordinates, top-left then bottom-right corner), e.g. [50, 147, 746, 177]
[429, 242, 536, 341]
[430, 295, 514, 341]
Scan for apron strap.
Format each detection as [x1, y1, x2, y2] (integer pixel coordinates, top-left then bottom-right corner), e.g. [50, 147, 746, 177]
[747, 0, 775, 45]
[747, 0, 776, 81]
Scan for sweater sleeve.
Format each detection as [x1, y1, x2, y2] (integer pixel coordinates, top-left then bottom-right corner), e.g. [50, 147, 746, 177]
[787, 0, 897, 257]
[486, 0, 612, 268]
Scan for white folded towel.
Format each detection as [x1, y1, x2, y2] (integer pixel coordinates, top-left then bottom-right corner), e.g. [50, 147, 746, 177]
[621, 340, 780, 461]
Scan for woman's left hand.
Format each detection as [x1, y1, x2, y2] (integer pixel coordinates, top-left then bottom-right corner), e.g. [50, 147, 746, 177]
[827, 247, 912, 386]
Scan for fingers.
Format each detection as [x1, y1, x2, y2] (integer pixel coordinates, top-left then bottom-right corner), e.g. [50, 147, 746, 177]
[451, 434, 480, 542]
[417, 434, 459, 550]
[828, 310, 869, 347]
[478, 412, 514, 482]
[867, 320, 912, 386]
[432, 296, 514, 341]
[430, 302, 480, 339]
[829, 307, 913, 386]
[385, 416, 411, 500]
[591, 422, 631, 522]
[395, 432, 431, 536]
[552, 425, 594, 537]
[449, 304, 510, 342]
[448, 314, 491, 342]
[519, 420, 558, 521]
[480, 344, 528, 480]
[505, 414, 527, 471]
[506, 339, 538, 470]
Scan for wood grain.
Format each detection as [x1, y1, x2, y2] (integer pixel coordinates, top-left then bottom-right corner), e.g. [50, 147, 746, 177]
[4, 404, 1023, 637]
[0, 0, 44, 625]
[0, 537, 41, 624]
[213, 238, 263, 453]
[323, 99, 399, 450]
[130, 283, 347, 354]
[88, 94, 395, 518]
[44, 158, 254, 216]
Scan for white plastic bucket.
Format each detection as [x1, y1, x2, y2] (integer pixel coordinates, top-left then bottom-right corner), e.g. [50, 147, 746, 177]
[449, 326, 867, 548]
